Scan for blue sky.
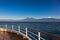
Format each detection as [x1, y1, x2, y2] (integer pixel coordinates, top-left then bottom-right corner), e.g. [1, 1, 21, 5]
[0, 0, 60, 19]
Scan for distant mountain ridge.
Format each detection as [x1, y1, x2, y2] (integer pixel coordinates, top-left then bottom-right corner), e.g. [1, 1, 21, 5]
[21, 18, 60, 22]
[0, 18, 60, 22]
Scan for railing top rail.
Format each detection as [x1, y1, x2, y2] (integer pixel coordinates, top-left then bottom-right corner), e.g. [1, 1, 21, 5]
[27, 27, 60, 40]
[0, 24, 60, 40]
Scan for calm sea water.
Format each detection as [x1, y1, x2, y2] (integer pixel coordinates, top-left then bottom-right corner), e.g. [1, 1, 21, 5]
[0, 22, 60, 40]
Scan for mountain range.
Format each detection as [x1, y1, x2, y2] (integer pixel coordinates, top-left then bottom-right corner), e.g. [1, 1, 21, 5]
[21, 17, 60, 22]
[0, 17, 60, 22]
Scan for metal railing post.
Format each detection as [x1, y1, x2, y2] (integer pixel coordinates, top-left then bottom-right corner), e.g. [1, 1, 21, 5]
[26, 27, 28, 37]
[18, 25, 20, 32]
[6, 24, 7, 29]
[38, 32, 40, 40]
[12, 25, 14, 30]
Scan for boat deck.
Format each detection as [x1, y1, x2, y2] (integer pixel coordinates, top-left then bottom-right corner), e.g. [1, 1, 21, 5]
[0, 29, 29, 40]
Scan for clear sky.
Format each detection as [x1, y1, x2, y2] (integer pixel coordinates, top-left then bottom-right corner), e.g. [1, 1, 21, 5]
[0, 0, 60, 19]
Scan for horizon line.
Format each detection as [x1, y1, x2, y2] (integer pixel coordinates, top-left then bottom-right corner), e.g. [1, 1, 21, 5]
[0, 17, 60, 20]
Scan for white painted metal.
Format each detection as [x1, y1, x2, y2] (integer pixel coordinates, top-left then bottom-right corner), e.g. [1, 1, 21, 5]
[38, 32, 40, 40]
[6, 24, 7, 29]
[0, 24, 46, 40]
[26, 27, 28, 37]
[28, 34, 37, 40]
[20, 29, 26, 34]
[12, 25, 14, 30]
[18, 25, 20, 32]
[28, 31, 38, 37]
[40, 37, 45, 40]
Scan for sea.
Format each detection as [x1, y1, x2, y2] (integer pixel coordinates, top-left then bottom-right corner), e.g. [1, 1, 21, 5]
[0, 22, 60, 40]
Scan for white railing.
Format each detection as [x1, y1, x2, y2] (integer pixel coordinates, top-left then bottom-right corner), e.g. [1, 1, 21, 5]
[0, 24, 60, 40]
[0, 24, 45, 40]
[26, 27, 28, 37]
[38, 32, 40, 40]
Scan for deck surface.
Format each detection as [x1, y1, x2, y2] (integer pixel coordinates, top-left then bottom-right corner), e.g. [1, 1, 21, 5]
[0, 29, 28, 40]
